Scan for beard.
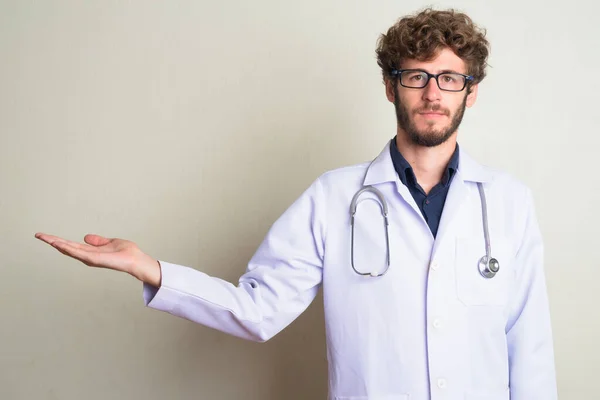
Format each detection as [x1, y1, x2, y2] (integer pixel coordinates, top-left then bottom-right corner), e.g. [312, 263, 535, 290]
[394, 86, 468, 147]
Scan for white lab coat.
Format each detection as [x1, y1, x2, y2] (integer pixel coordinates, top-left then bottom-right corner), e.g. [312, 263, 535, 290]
[143, 140, 557, 400]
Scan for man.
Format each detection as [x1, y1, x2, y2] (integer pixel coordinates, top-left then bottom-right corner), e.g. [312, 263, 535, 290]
[36, 8, 557, 400]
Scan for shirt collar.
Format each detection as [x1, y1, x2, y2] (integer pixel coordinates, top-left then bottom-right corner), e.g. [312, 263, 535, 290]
[363, 139, 493, 186]
[389, 137, 460, 188]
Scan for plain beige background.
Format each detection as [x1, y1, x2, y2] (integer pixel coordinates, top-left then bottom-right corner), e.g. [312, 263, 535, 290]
[1, 0, 598, 399]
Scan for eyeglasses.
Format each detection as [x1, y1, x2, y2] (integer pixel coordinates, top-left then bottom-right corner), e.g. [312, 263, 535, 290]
[390, 69, 474, 92]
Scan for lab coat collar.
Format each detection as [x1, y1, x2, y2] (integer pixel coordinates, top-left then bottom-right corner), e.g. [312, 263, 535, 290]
[363, 139, 493, 186]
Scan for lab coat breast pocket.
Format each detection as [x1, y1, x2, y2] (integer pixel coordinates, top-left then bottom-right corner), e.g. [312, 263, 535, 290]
[455, 236, 516, 307]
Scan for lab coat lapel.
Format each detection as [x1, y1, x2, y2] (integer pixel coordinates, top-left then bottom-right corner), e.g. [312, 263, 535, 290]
[432, 149, 493, 255]
[432, 170, 470, 254]
[363, 140, 426, 220]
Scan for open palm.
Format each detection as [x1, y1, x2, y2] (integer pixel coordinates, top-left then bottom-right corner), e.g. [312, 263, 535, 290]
[34, 233, 155, 281]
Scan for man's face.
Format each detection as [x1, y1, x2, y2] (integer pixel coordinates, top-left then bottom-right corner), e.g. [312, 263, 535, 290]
[386, 48, 478, 147]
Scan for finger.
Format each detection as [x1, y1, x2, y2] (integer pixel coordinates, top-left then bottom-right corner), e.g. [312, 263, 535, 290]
[52, 242, 84, 262]
[83, 234, 112, 247]
[36, 233, 102, 253]
[35, 233, 67, 245]
[35, 234, 78, 248]
[52, 241, 99, 267]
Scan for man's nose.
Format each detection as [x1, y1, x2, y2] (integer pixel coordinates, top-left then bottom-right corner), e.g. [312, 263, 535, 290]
[422, 76, 442, 102]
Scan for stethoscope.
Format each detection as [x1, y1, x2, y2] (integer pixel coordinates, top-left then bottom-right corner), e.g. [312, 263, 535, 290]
[350, 181, 500, 279]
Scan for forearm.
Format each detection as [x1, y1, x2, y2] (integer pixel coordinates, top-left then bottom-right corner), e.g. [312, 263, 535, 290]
[142, 260, 321, 342]
[506, 190, 557, 398]
[507, 284, 557, 398]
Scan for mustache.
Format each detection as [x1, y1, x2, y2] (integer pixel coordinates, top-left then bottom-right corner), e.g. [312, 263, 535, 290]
[414, 104, 450, 115]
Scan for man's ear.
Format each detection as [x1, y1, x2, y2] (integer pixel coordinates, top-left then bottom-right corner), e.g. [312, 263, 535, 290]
[385, 78, 396, 103]
[466, 83, 478, 108]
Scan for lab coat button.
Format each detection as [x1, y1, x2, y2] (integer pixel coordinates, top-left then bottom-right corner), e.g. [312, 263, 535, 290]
[433, 319, 442, 329]
[430, 261, 440, 271]
[437, 378, 447, 389]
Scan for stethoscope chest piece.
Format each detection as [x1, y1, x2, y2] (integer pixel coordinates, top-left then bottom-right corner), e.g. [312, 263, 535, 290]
[478, 255, 500, 279]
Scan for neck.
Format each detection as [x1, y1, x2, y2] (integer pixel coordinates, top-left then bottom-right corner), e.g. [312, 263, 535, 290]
[395, 131, 457, 194]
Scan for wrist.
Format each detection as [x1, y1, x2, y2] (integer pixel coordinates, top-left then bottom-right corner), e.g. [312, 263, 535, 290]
[134, 256, 162, 287]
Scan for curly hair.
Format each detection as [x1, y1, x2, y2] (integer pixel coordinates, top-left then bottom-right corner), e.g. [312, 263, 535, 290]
[376, 8, 490, 85]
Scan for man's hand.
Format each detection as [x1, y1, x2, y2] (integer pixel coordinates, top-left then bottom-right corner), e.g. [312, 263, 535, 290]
[34, 233, 162, 287]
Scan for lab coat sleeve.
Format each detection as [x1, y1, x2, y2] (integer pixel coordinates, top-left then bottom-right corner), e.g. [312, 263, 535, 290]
[505, 189, 557, 399]
[141, 177, 326, 342]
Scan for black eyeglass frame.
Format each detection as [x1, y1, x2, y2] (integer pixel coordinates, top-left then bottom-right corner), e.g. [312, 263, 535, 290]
[390, 69, 474, 92]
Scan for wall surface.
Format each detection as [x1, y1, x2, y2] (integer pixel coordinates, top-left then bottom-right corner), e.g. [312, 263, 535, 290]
[1, 1, 597, 399]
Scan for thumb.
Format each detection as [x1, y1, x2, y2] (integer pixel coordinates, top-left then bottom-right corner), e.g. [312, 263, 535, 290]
[84, 234, 112, 247]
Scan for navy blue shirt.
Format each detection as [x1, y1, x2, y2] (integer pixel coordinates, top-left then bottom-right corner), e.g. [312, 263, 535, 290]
[389, 138, 459, 238]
